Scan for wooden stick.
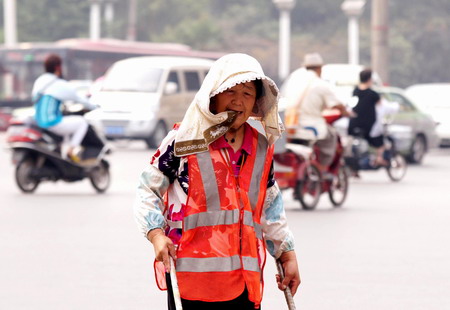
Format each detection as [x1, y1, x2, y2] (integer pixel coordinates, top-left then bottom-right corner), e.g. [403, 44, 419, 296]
[169, 257, 183, 310]
[276, 259, 297, 310]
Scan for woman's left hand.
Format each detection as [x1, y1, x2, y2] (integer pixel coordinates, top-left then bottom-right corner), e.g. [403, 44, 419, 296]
[276, 250, 301, 296]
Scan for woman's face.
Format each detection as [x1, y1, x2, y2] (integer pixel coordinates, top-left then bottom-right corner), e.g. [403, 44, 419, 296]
[211, 81, 257, 129]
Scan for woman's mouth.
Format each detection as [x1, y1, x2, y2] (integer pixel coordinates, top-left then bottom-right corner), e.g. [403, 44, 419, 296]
[228, 109, 243, 115]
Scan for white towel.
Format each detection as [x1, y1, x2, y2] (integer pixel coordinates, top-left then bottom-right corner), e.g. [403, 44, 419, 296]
[174, 53, 284, 156]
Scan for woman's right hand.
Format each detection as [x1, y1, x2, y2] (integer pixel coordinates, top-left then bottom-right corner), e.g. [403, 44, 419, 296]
[147, 229, 177, 272]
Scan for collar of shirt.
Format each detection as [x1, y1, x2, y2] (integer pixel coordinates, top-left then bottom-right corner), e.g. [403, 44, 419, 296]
[211, 123, 253, 177]
[211, 122, 253, 155]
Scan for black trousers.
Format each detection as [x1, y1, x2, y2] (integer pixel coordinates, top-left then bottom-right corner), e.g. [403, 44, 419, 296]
[166, 273, 260, 310]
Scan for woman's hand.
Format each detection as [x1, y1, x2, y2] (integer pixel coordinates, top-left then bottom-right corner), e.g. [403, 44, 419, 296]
[147, 229, 177, 272]
[276, 250, 301, 296]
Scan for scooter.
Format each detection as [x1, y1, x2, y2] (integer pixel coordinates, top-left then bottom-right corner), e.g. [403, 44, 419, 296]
[344, 133, 407, 182]
[6, 110, 111, 193]
[274, 110, 349, 210]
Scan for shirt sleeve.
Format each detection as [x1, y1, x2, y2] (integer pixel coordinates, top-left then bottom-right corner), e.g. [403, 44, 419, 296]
[133, 130, 179, 237]
[261, 181, 295, 259]
[373, 90, 381, 104]
[48, 79, 95, 108]
[320, 83, 341, 109]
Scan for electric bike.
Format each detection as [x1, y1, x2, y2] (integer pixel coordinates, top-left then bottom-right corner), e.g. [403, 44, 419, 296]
[6, 110, 111, 193]
[274, 111, 349, 210]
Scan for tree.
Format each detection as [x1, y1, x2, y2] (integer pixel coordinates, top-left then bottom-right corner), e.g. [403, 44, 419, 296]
[2, 0, 449, 87]
[16, 0, 90, 42]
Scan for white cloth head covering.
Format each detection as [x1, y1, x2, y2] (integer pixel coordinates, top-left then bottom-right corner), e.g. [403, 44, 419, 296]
[174, 53, 284, 156]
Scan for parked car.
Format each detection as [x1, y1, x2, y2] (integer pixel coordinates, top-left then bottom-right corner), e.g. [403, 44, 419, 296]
[375, 87, 439, 163]
[405, 83, 450, 146]
[333, 87, 439, 164]
[280, 66, 439, 164]
[85, 56, 214, 148]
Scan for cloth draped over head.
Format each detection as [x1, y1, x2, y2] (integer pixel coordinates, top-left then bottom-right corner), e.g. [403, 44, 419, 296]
[174, 53, 284, 156]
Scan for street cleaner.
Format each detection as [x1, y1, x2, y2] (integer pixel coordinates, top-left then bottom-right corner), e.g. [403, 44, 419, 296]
[134, 53, 300, 309]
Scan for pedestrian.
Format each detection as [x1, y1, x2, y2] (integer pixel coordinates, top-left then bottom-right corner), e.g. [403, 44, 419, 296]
[285, 53, 351, 169]
[32, 54, 96, 162]
[134, 53, 300, 310]
[348, 68, 387, 165]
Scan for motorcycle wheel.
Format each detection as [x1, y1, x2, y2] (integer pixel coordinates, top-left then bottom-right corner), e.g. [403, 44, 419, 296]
[15, 157, 40, 193]
[295, 164, 322, 210]
[89, 160, 110, 193]
[328, 164, 349, 207]
[386, 153, 407, 182]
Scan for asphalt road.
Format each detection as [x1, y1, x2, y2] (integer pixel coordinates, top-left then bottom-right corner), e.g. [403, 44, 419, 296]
[1, 134, 450, 310]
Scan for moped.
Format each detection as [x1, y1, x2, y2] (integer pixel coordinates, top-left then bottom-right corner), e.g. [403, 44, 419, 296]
[6, 108, 111, 193]
[344, 132, 407, 182]
[274, 110, 349, 210]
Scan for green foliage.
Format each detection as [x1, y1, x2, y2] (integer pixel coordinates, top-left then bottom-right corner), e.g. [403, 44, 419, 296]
[3, 0, 449, 87]
[389, 0, 450, 86]
[16, 0, 90, 42]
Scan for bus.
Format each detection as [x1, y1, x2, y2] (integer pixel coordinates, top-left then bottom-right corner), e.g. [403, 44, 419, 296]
[0, 38, 222, 108]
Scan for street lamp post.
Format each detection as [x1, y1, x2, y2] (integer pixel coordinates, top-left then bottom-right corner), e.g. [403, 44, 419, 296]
[3, 0, 18, 47]
[104, 0, 116, 38]
[89, 0, 102, 40]
[341, 0, 365, 65]
[90, 0, 117, 40]
[273, 0, 296, 82]
[127, 0, 137, 41]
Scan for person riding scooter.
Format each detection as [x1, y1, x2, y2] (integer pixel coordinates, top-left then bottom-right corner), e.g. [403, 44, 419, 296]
[32, 54, 97, 162]
[285, 53, 351, 171]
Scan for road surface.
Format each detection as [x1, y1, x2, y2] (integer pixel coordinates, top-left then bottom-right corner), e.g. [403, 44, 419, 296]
[1, 135, 449, 309]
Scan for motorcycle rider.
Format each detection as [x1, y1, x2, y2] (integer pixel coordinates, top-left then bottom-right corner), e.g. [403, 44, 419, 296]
[348, 68, 388, 166]
[286, 53, 351, 170]
[32, 54, 97, 162]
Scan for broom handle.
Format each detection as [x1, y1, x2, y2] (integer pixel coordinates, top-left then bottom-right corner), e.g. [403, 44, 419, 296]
[276, 259, 297, 310]
[169, 257, 183, 310]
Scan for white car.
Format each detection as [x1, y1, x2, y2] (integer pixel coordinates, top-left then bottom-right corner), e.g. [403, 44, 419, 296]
[405, 83, 450, 146]
[86, 56, 214, 148]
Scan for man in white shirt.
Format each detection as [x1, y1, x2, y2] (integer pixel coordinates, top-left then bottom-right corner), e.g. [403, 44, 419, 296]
[32, 54, 96, 162]
[288, 53, 350, 168]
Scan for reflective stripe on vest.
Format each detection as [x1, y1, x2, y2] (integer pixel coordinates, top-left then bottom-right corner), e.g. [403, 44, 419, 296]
[183, 209, 239, 231]
[177, 255, 260, 273]
[249, 134, 269, 210]
[243, 210, 263, 240]
[196, 151, 221, 211]
[183, 208, 263, 240]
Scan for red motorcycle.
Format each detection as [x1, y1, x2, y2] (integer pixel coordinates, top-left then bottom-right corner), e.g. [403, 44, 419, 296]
[274, 110, 349, 210]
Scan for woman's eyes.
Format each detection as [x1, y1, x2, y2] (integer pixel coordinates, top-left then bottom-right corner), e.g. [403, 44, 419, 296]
[225, 90, 255, 97]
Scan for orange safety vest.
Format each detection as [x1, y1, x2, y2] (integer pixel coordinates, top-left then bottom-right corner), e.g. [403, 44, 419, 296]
[157, 127, 274, 306]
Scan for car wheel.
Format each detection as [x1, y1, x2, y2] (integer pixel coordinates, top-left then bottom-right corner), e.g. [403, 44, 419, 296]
[145, 121, 168, 149]
[408, 135, 426, 164]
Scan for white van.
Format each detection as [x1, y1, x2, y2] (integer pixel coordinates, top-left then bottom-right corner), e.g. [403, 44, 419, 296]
[86, 56, 214, 148]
